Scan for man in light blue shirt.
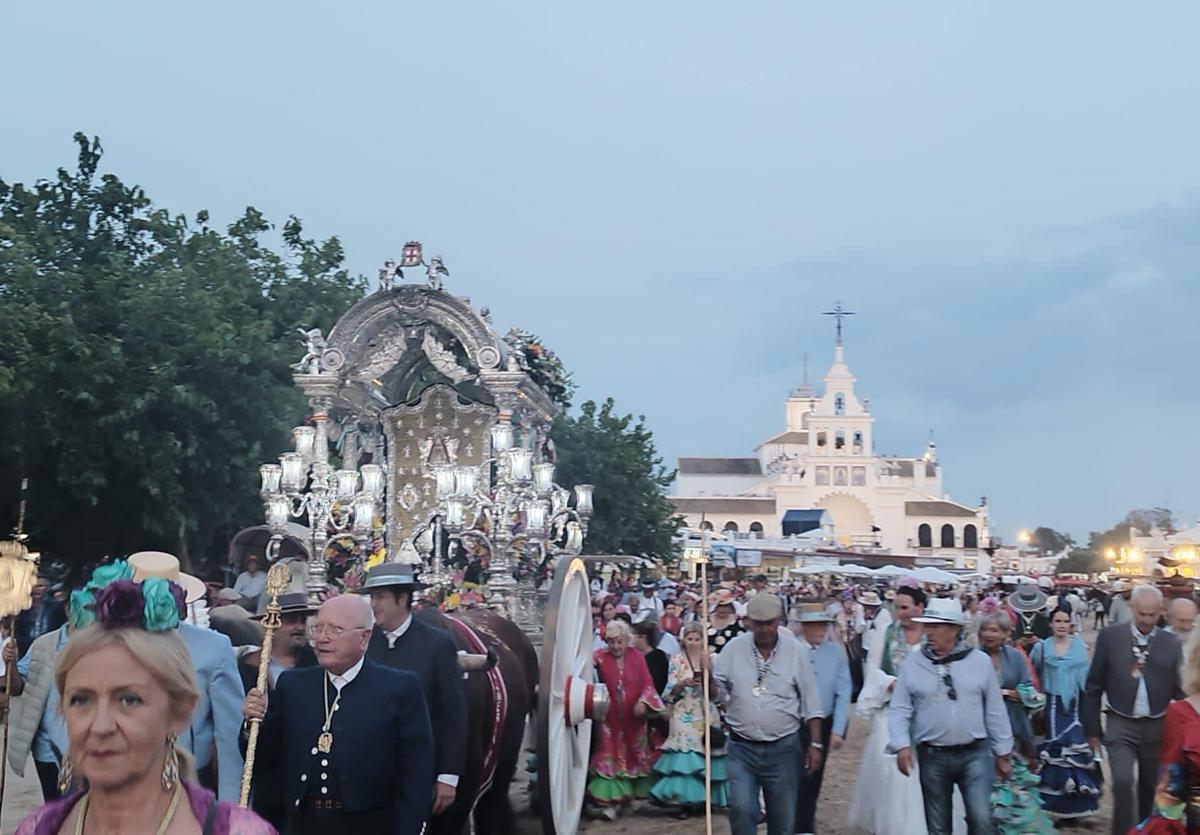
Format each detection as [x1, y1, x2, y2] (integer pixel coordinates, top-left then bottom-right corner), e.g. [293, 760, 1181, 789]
[791, 603, 851, 835]
[888, 598, 1012, 835]
[6, 624, 70, 801]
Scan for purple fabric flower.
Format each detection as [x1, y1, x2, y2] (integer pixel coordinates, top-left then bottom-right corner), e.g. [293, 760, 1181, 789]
[167, 580, 187, 618]
[93, 580, 145, 629]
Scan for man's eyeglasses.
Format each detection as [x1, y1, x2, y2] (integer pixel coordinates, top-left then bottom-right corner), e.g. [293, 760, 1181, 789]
[307, 624, 369, 639]
[941, 668, 957, 701]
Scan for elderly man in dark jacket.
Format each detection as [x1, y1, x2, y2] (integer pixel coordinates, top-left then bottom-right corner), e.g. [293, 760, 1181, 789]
[1084, 583, 1183, 835]
[360, 563, 468, 831]
[243, 594, 435, 835]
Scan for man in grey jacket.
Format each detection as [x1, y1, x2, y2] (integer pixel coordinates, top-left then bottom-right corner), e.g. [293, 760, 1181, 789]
[1084, 583, 1182, 835]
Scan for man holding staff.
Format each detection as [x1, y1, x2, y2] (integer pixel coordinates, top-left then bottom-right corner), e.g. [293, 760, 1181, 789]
[242, 594, 435, 834]
[712, 593, 824, 835]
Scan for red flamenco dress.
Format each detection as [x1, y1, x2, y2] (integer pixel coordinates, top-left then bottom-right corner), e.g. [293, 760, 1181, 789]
[586, 647, 666, 806]
[1132, 699, 1200, 833]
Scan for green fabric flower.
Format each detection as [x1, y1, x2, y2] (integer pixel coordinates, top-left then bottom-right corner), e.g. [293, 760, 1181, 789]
[86, 560, 133, 592]
[68, 589, 96, 628]
[141, 578, 181, 632]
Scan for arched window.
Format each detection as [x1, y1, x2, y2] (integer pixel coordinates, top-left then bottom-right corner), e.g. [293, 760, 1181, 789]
[852, 431, 863, 452]
[918, 524, 932, 548]
[700, 520, 714, 532]
[816, 431, 826, 447]
[835, 431, 845, 450]
[723, 521, 739, 533]
[963, 524, 978, 549]
[834, 393, 845, 415]
[941, 524, 955, 548]
[750, 521, 764, 539]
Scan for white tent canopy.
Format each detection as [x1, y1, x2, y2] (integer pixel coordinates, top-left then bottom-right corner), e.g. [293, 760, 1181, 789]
[911, 566, 962, 585]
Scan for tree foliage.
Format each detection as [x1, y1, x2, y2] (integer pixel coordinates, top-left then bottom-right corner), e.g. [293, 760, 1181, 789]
[0, 133, 366, 569]
[552, 399, 681, 561]
[1032, 526, 1073, 555]
[1055, 548, 1103, 575]
[1124, 507, 1175, 536]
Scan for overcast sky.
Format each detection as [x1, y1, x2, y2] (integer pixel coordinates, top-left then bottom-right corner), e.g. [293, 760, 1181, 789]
[7, 2, 1199, 543]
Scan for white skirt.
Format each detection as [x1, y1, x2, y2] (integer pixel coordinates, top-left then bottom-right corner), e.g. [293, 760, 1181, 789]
[846, 706, 966, 834]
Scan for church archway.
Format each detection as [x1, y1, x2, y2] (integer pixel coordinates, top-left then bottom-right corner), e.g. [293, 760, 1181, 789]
[814, 492, 875, 547]
[918, 524, 932, 548]
[941, 524, 955, 548]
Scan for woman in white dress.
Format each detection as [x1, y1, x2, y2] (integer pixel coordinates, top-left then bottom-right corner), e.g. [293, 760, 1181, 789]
[847, 585, 965, 834]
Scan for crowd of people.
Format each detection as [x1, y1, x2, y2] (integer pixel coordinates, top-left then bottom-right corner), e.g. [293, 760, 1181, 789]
[1, 552, 467, 835]
[10, 551, 1200, 835]
[587, 568, 1200, 835]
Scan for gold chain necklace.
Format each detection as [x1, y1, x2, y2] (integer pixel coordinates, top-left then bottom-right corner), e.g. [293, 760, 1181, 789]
[317, 672, 343, 754]
[74, 783, 181, 835]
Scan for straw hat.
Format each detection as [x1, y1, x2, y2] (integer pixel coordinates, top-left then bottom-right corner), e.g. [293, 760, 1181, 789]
[127, 551, 206, 604]
[912, 598, 967, 625]
[795, 603, 835, 623]
[858, 591, 883, 607]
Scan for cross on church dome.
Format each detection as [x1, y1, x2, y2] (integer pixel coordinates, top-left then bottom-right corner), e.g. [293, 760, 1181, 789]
[822, 301, 856, 344]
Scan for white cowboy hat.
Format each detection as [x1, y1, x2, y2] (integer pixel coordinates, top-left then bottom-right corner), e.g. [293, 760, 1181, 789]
[127, 551, 207, 604]
[912, 597, 967, 625]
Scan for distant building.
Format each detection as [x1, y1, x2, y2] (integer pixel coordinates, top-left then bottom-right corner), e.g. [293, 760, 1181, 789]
[1106, 522, 1200, 577]
[670, 332, 991, 569]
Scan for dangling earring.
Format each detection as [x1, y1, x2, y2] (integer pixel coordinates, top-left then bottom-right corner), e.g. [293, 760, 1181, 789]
[161, 733, 179, 792]
[57, 755, 74, 794]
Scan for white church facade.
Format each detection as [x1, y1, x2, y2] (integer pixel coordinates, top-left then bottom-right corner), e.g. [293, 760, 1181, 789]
[670, 331, 991, 569]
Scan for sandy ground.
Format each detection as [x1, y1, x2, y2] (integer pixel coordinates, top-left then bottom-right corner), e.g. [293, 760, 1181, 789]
[0, 623, 1118, 834]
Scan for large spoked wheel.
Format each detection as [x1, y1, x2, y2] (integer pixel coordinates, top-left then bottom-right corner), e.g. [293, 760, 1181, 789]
[536, 555, 608, 835]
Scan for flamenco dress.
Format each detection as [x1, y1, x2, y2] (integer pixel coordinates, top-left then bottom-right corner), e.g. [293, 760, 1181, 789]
[1132, 699, 1200, 833]
[649, 653, 728, 808]
[1029, 636, 1102, 818]
[586, 648, 665, 805]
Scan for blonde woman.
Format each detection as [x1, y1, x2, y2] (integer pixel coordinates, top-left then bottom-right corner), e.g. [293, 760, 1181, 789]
[14, 571, 272, 834]
[650, 622, 727, 815]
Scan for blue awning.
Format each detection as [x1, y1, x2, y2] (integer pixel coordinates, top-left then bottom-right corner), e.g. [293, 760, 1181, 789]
[782, 509, 827, 536]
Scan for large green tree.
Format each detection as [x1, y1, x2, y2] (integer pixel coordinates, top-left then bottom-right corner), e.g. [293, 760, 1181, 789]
[552, 399, 681, 561]
[0, 134, 365, 569]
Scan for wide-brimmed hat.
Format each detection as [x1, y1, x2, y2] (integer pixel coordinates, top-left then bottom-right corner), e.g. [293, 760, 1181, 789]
[1112, 580, 1133, 593]
[1008, 585, 1048, 613]
[639, 578, 659, 591]
[253, 592, 317, 620]
[127, 551, 207, 604]
[858, 591, 883, 607]
[796, 602, 835, 623]
[356, 563, 428, 592]
[913, 598, 967, 625]
[746, 593, 784, 622]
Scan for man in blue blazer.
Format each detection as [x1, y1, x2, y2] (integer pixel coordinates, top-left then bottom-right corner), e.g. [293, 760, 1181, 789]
[129, 551, 246, 802]
[244, 594, 435, 835]
[791, 602, 851, 835]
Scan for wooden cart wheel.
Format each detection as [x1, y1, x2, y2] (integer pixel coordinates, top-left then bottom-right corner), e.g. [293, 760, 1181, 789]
[536, 555, 609, 834]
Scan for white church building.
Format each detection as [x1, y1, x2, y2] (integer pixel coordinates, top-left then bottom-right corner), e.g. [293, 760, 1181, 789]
[671, 327, 991, 569]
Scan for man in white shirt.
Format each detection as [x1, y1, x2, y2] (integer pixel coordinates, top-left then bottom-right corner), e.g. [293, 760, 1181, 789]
[233, 554, 267, 609]
[634, 579, 664, 617]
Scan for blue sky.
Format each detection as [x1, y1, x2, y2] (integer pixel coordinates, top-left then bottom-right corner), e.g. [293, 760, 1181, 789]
[6, 2, 1199, 542]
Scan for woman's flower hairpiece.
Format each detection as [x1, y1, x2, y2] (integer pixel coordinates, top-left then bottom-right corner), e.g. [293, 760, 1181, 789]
[68, 560, 187, 632]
